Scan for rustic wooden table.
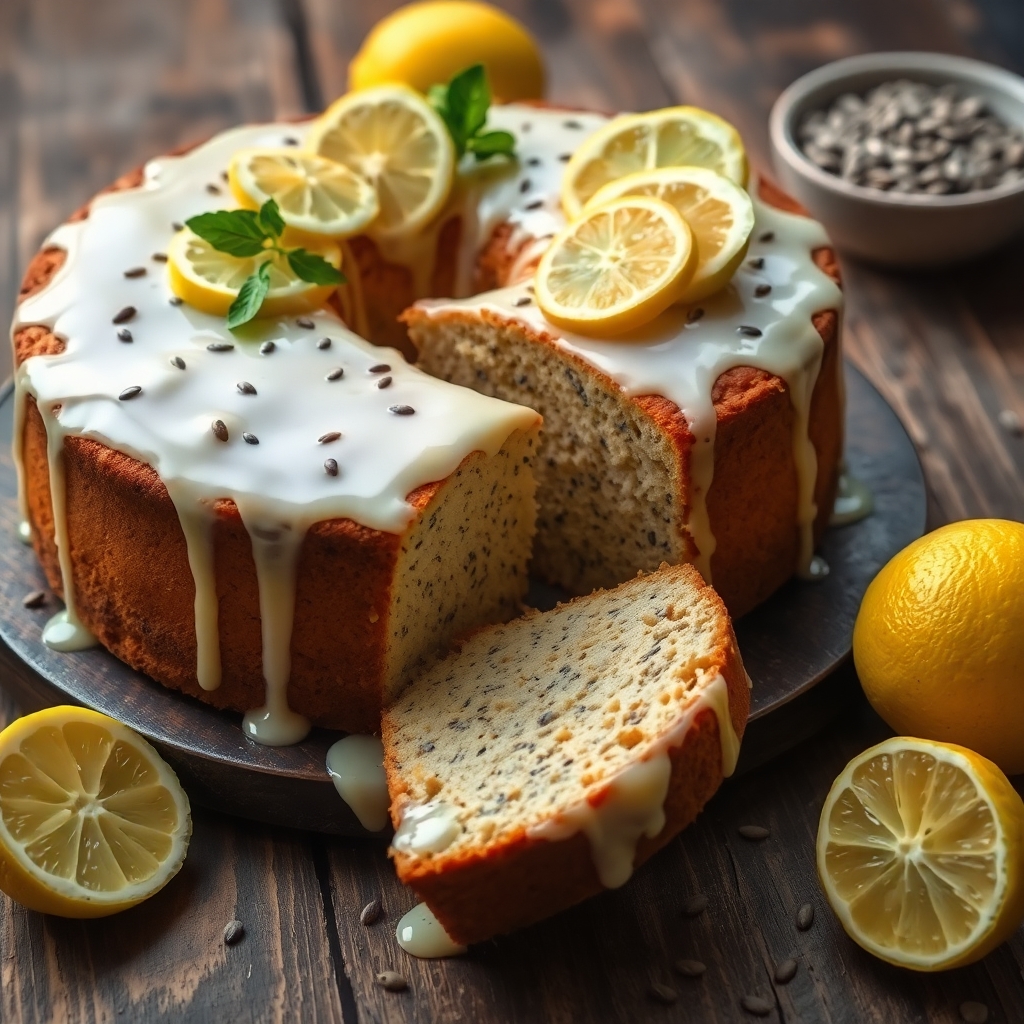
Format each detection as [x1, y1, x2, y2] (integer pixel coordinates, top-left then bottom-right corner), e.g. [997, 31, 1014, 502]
[1, 1, 1023, 1021]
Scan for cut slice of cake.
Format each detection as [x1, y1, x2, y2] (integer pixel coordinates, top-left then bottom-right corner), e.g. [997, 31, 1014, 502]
[383, 562, 749, 945]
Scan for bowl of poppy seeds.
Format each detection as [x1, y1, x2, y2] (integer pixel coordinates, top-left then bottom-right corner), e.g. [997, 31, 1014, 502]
[770, 51, 1024, 267]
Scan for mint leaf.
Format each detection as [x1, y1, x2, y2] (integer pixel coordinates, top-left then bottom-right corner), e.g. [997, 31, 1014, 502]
[186, 209, 268, 257]
[288, 249, 345, 286]
[427, 83, 449, 113]
[227, 261, 271, 329]
[257, 198, 285, 238]
[467, 130, 516, 160]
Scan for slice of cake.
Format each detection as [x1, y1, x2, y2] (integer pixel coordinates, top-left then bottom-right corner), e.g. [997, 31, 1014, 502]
[383, 562, 749, 944]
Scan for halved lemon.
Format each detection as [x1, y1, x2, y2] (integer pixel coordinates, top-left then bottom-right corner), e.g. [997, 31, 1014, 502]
[0, 706, 191, 917]
[228, 148, 379, 239]
[561, 106, 748, 220]
[586, 166, 755, 303]
[534, 195, 696, 337]
[168, 228, 342, 318]
[817, 737, 1024, 971]
[306, 85, 455, 240]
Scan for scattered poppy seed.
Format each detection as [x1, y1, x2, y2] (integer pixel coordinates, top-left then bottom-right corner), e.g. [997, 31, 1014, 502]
[520, 178, 532, 193]
[171, 221, 184, 231]
[326, 367, 344, 381]
[795, 903, 815, 930]
[680, 893, 708, 916]
[564, 119, 583, 129]
[774, 959, 798, 984]
[118, 386, 142, 401]
[22, 590, 46, 609]
[748, 257, 765, 269]
[296, 317, 315, 329]
[324, 458, 339, 477]
[674, 959, 706, 978]
[738, 824, 770, 840]
[212, 420, 229, 442]
[755, 284, 772, 297]
[221, 170, 229, 182]
[318, 431, 341, 444]
[376, 376, 393, 389]
[737, 325, 763, 338]
[207, 342, 235, 352]
[359, 899, 382, 925]
[376, 971, 407, 992]
[169, 296, 183, 306]
[152, 252, 168, 262]
[389, 405, 415, 415]
[117, 329, 133, 343]
[283, 136, 300, 146]
[527, 157, 542, 166]
[741, 995, 773, 1016]
[368, 363, 391, 373]
[525, 200, 544, 210]
[242, 432, 259, 445]
[649, 982, 678, 1005]
[171, 356, 186, 370]
[687, 306, 705, 323]
[317, 336, 332, 350]
[960, 1001, 989, 1024]
[206, 183, 221, 195]
[558, 153, 572, 161]
[515, 297, 532, 306]
[260, 340, 276, 354]
[223, 920, 245, 945]
[123, 266, 147, 278]
[112, 306, 136, 324]
[760, 231, 775, 242]
[237, 381, 257, 395]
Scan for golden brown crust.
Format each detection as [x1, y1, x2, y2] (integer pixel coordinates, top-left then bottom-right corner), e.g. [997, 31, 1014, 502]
[388, 572, 750, 945]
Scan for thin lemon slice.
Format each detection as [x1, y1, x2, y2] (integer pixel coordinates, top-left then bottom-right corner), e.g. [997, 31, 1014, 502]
[586, 166, 755, 302]
[228, 148, 379, 239]
[167, 228, 342, 318]
[306, 84, 455, 240]
[0, 706, 191, 917]
[817, 737, 1024, 971]
[534, 195, 696, 337]
[562, 106, 748, 220]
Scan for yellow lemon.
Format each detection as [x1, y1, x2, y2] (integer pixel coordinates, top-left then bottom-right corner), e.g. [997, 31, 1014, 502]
[348, 1, 544, 103]
[0, 706, 191, 918]
[167, 228, 342, 318]
[306, 85, 455, 240]
[817, 737, 1024, 970]
[562, 106, 748, 220]
[534, 195, 697, 337]
[228, 148, 379, 239]
[586, 166, 755, 302]
[854, 519, 1024, 776]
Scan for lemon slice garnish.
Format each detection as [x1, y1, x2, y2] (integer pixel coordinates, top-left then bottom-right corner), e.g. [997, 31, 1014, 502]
[167, 227, 342, 318]
[227, 148, 379, 240]
[534, 195, 697, 337]
[586, 166, 754, 303]
[817, 736, 1024, 971]
[562, 106, 748, 220]
[0, 706, 191, 917]
[306, 84, 455, 240]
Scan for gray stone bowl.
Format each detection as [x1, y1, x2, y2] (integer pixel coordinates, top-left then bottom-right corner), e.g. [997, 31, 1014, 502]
[769, 51, 1024, 267]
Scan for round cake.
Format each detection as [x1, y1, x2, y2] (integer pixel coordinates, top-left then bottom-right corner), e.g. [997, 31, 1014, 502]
[12, 102, 843, 743]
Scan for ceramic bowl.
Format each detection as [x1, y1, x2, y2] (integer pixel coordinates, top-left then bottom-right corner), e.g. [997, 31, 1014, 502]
[769, 51, 1024, 267]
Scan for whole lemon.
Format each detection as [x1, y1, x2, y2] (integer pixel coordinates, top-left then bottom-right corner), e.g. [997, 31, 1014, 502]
[348, 1, 545, 103]
[854, 519, 1024, 775]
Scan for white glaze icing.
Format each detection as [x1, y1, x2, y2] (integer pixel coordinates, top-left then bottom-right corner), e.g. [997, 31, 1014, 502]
[396, 903, 467, 959]
[17, 521, 31, 544]
[391, 798, 463, 855]
[526, 671, 739, 888]
[419, 192, 843, 583]
[325, 734, 390, 832]
[11, 121, 539, 744]
[831, 466, 874, 526]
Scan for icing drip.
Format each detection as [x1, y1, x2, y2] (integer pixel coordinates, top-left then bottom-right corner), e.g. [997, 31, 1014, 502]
[392, 799, 462, 855]
[11, 121, 538, 744]
[17, 521, 31, 545]
[396, 903, 467, 959]
[831, 465, 874, 526]
[420, 197, 843, 581]
[526, 672, 738, 888]
[325, 734, 390, 832]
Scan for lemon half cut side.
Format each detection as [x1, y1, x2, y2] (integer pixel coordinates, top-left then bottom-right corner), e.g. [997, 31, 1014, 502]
[534, 194, 696, 337]
[0, 706, 192, 918]
[306, 84, 455, 240]
[817, 736, 1024, 971]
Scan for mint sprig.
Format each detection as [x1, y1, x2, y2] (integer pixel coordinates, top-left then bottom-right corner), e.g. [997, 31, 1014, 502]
[185, 199, 345, 329]
[429, 65, 516, 161]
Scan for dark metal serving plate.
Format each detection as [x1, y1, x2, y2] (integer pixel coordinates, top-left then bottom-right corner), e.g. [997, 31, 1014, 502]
[0, 364, 926, 835]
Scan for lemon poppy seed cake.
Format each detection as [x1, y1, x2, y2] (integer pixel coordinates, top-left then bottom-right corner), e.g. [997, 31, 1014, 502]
[12, 93, 842, 740]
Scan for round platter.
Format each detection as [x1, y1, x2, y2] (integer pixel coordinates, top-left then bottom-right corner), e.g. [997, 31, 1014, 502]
[0, 364, 926, 835]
